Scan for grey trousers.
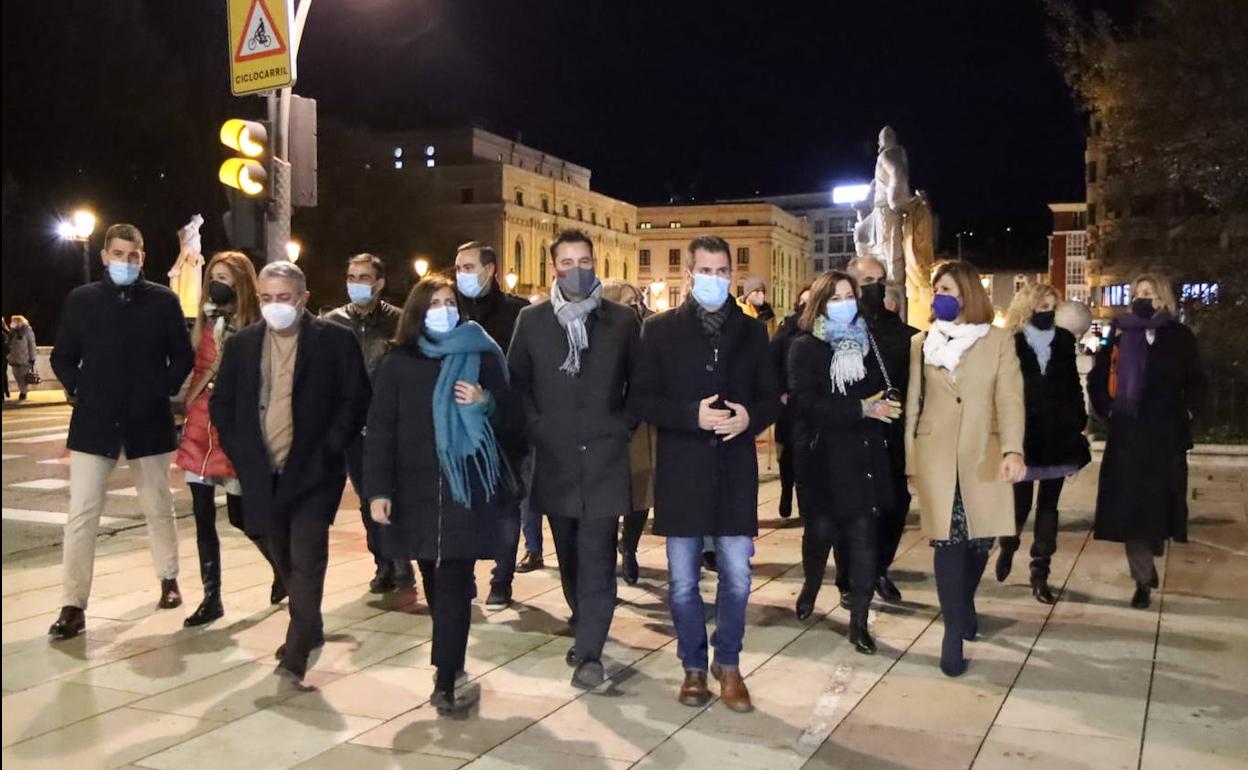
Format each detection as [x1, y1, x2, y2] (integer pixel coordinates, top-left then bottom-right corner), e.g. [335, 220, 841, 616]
[1125, 539, 1163, 587]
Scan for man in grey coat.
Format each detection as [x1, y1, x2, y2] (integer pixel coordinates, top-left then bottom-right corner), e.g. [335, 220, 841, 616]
[508, 229, 640, 690]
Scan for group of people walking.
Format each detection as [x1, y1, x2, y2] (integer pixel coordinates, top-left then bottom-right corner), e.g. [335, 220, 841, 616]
[43, 221, 1205, 715]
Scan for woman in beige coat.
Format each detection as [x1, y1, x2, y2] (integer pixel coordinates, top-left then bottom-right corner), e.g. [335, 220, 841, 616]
[603, 279, 657, 585]
[905, 260, 1026, 677]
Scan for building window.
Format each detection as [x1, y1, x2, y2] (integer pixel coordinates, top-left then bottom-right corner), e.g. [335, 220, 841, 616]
[542, 197, 550, 213]
[1014, 274, 1028, 295]
[1103, 283, 1132, 307]
[539, 244, 548, 286]
[1181, 282, 1219, 304]
[1087, 161, 1098, 184]
[814, 239, 824, 253]
[814, 220, 825, 234]
[639, 249, 651, 267]
[699, 219, 713, 227]
[591, 212, 597, 225]
[669, 287, 681, 307]
[639, 222, 652, 230]
[394, 160, 404, 170]
[736, 219, 751, 226]
[515, 190, 524, 206]
[669, 221, 682, 229]
[737, 247, 750, 266]
[845, 219, 855, 233]
[624, 221, 630, 233]
[577, 208, 584, 221]
[563, 203, 570, 217]
[426, 159, 436, 168]
[814, 258, 825, 272]
[604, 258, 610, 276]
[607, 216, 612, 230]
[668, 249, 681, 267]
[1066, 232, 1087, 259]
[1088, 203, 1097, 225]
[460, 188, 475, 204]
[1066, 258, 1086, 287]
[514, 239, 524, 278]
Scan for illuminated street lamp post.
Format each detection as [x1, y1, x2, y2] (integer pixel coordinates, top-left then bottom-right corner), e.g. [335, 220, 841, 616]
[413, 258, 429, 278]
[505, 271, 519, 292]
[285, 240, 302, 263]
[58, 208, 97, 285]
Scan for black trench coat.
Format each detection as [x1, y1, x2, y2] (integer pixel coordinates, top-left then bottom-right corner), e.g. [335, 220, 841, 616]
[1015, 328, 1091, 469]
[1088, 320, 1204, 543]
[363, 345, 519, 562]
[630, 300, 780, 538]
[507, 299, 641, 520]
[788, 332, 896, 544]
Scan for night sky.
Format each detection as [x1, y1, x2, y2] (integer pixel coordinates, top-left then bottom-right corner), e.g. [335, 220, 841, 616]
[3, 0, 1101, 334]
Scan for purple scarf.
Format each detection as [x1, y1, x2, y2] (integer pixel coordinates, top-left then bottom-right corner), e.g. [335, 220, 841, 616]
[1112, 311, 1173, 417]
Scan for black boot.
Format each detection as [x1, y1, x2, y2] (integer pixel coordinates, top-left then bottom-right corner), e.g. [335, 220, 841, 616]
[994, 546, 1015, 583]
[778, 487, 793, 519]
[49, 606, 86, 640]
[848, 608, 876, 655]
[157, 578, 183, 609]
[1131, 582, 1151, 609]
[619, 549, 640, 586]
[795, 580, 820, 621]
[369, 563, 396, 594]
[184, 556, 224, 627]
[1031, 578, 1056, 605]
[393, 561, 417, 592]
[964, 547, 989, 641]
[252, 538, 286, 604]
[934, 545, 969, 677]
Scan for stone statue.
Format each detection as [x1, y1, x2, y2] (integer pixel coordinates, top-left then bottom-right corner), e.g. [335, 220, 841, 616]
[853, 126, 935, 325]
[168, 214, 205, 319]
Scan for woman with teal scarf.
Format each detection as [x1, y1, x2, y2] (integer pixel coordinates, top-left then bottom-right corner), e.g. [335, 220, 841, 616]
[364, 276, 518, 715]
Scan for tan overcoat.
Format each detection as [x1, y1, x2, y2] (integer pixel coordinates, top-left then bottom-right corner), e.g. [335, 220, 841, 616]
[904, 326, 1026, 539]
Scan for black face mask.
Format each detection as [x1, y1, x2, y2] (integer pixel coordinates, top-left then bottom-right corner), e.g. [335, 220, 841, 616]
[207, 280, 236, 306]
[859, 282, 886, 315]
[1131, 297, 1155, 319]
[1030, 310, 1056, 331]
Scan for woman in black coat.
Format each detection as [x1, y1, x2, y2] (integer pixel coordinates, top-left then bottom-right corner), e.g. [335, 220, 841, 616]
[995, 284, 1091, 604]
[788, 271, 901, 655]
[769, 285, 812, 519]
[1088, 274, 1204, 609]
[365, 277, 518, 715]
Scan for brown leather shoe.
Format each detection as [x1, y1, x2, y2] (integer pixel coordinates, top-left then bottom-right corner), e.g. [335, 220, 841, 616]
[157, 579, 182, 609]
[516, 552, 544, 573]
[678, 670, 711, 707]
[711, 663, 753, 713]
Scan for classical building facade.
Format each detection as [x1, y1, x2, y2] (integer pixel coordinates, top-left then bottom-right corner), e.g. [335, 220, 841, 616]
[373, 127, 638, 293]
[745, 192, 860, 274]
[1047, 202, 1090, 304]
[634, 203, 812, 313]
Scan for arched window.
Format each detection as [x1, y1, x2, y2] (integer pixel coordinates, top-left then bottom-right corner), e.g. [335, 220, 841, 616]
[539, 242, 549, 287]
[514, 239, 524, 280]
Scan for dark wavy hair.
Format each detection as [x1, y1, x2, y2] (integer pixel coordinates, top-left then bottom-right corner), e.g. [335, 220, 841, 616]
[799, 270, 858, 332]
[393, 275, 456, 348]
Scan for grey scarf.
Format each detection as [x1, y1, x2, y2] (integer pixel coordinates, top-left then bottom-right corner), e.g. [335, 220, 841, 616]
[550, 280, 603, 376]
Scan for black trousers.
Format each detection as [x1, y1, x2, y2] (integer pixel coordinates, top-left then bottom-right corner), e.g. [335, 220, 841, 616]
[620, 510, 648, 554]
[876, 494, 911, 578]
[491, 499, 521, 590]
[804, 516, 876, 616]
[416, 559, 475, 677]
[346, 436, 404, 571]
[188, 483, 278, 597]
[549, 513, 619, 661]
[266, 514, 331, 672]
[778, 442, 796, 516]
[1002, 478, 1065, 581]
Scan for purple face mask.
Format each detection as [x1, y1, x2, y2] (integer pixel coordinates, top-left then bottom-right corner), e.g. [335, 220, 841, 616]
[932, 294, 961, 322]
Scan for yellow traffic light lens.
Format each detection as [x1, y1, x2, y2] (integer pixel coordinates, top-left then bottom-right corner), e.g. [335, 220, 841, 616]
[220, 119, 267, 158]
[219, 158, 267, 196]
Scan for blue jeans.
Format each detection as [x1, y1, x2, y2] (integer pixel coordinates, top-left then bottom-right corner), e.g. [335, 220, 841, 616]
[666, 535, 754, 672]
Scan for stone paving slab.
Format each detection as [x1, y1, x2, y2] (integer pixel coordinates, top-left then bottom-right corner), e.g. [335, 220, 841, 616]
[3, 447, 1245, 769]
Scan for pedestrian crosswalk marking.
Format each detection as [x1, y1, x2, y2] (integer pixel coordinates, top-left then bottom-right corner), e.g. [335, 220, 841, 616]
[2, 507, 132, 529]
[8, 478, 70, 491]
[4, 432, 68, 445]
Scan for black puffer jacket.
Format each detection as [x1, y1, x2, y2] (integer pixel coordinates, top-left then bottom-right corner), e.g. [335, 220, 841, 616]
[1015, 327, 1091, 468]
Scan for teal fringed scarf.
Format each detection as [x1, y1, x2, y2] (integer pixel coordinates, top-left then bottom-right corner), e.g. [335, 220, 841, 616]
[417, 321, 508, 506]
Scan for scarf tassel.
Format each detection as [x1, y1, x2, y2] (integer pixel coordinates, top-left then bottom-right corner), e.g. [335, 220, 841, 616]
[830, 347, 867, 396]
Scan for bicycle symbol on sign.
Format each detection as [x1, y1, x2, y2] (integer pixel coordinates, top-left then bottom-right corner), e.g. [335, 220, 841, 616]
[247, 20, 272, 51]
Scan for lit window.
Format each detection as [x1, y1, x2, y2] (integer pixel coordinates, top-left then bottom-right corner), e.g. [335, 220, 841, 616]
[845, 219, 855, 233]
[425, 145, 436, 156]
[639, 222, 653, 230]
[394, 160, 404, 170]
[426, 159, 435, 168]
[669, 221, 682, 229]
[393, 147, 404, 159]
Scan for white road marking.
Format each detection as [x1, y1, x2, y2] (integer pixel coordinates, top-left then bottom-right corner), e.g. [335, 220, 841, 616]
[4, 432, 69, 445]
[7, 478, 71, 491]
[2, 507, 132, 529]
[1, 426, 73, 438]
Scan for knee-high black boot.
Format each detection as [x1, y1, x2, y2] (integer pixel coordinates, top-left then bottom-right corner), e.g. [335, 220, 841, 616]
[933, 544, 970, 677]
[185, 484, 224, 627]
[965, 547, 990, 641]
[797, 531, 830, 620]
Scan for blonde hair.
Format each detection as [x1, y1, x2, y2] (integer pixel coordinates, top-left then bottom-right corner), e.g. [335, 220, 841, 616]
[929, 260, 994, 325]
[193, 251, 260, 347]
[1004, 282, 1061, 333]
[1132, 273, 1177, 314]
[11, 315, 29, 326]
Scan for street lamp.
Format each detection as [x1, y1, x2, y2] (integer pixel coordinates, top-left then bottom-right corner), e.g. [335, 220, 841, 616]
[413, 258, 429, 278]
[285, 240, 302, 263]
[58, 208, 96, 284]
[505, 271, 519, 291]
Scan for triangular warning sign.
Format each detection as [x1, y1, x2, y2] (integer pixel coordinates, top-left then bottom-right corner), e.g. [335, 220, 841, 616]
[233, 0, 288, 63]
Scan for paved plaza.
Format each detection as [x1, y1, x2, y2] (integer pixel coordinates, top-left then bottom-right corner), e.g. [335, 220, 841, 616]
[2, 402, 1246, 769]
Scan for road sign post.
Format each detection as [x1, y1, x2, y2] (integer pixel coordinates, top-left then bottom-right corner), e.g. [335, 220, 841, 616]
[227, 0, 295, 97]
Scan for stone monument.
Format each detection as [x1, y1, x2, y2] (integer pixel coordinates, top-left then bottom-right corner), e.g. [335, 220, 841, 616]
[168, 214, 205, 319]
[853, 126, 935, 325]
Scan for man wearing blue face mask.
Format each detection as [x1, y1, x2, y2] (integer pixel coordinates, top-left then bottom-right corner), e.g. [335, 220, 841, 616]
[453, 241, 534, 609]
[630, 235, 780, 712]
[325, 254, 411, 595]
[49, 223, 195, 640]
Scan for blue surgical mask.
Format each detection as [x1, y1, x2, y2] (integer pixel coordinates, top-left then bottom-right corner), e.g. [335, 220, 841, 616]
[108, 261, 141, 286]
[456, 271, 484, 299]
[825, 299, 858, 325]
[346, 282, 374, 305]
[425, 305, 459, 335]
[932, 293, 961, 322]
[691, 273, 731, 309]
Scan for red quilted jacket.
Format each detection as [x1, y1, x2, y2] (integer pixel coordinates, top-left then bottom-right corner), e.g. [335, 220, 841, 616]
[175, 329, 236, 480]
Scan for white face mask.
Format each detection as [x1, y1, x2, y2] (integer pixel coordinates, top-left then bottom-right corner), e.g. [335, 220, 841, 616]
[424, 305, 459, 334]
[261, 301, 300, 331]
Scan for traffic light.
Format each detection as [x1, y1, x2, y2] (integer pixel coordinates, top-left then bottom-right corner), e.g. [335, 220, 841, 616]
[218, 119, 269, 197]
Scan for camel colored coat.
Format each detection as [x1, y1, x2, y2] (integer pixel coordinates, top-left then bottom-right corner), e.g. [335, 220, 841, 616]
[904, 326, 1025, 540]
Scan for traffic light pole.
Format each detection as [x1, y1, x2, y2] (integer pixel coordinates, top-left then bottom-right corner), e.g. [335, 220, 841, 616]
[261, 0, 311, 263]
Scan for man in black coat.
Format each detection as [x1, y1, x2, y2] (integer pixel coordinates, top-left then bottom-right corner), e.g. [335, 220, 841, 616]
[210, 261, 370, 686]
[769, 285, 812, 519]
[453, 241, 534, 609]
[631, 235, 780, 712]
[847, 256, 918, 603]
[48, 223, 194, 641]
[324, 253, 412, 595]
[508, 229, 640, 691]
